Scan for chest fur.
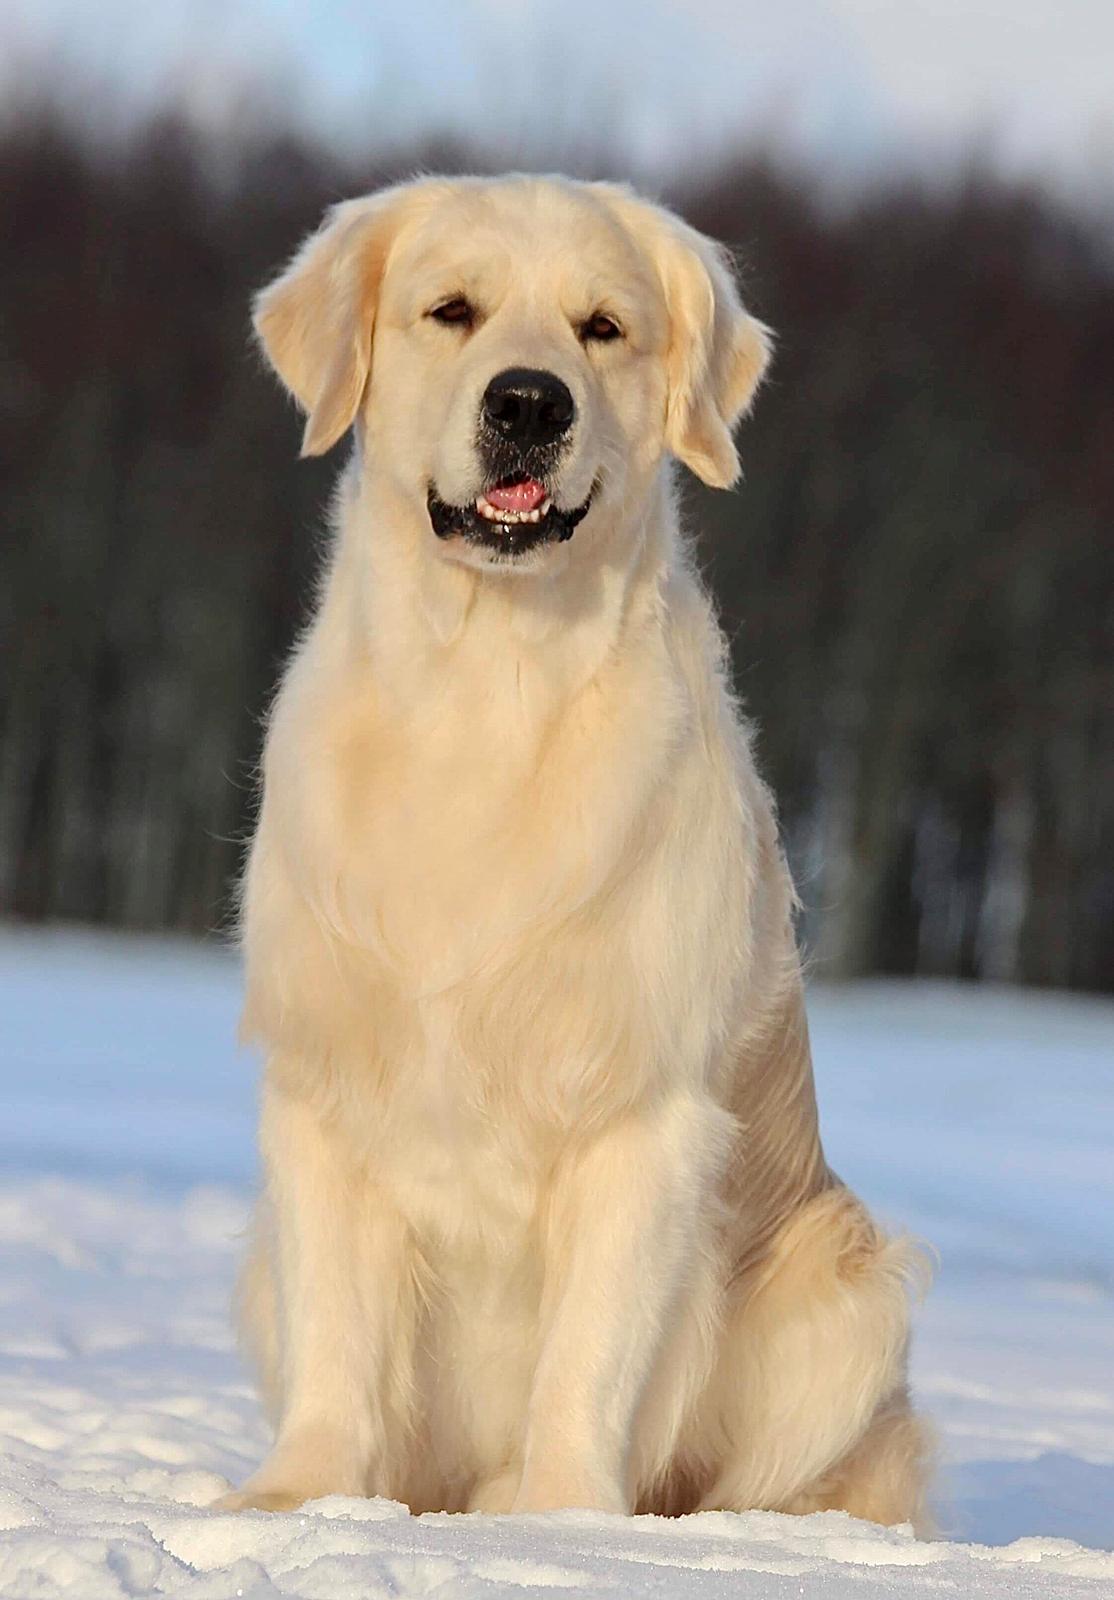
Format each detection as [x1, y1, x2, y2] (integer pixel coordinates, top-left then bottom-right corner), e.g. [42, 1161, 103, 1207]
[243, 583, 752, 1183]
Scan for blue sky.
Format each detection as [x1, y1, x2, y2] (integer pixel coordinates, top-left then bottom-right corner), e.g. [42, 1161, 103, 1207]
[3, 0, 1112, 197]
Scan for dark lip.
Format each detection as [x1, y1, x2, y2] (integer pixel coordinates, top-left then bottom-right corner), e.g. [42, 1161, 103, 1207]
[426, 485, 592, 559]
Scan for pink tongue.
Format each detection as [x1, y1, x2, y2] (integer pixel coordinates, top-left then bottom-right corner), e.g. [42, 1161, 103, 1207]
[485, 477, 547, 513]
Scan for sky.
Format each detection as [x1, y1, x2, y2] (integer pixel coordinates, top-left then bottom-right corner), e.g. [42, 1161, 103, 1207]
[3, 0, 1113, 199]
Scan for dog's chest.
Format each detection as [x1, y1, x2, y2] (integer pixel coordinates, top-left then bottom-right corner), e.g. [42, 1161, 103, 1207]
[258, 621, 712, 1160]
[344, 994, 549, 1246]
[320, 691, 631, 982]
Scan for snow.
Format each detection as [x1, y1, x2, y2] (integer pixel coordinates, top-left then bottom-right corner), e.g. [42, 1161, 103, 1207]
[1, 925, 1111, 1597]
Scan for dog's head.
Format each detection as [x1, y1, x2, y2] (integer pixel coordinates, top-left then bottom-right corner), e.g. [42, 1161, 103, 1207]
[254, 175, 771, 572]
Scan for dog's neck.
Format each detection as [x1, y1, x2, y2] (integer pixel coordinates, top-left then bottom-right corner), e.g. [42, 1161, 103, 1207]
[322, 460, 678, 735]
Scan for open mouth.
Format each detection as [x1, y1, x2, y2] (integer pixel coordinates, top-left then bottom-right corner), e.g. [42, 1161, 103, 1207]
[427, 475, 591, 558]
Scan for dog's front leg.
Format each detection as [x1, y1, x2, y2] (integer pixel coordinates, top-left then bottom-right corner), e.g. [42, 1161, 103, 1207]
[217, 1078, 410, 1512]
[514, 1092, 726, 1515]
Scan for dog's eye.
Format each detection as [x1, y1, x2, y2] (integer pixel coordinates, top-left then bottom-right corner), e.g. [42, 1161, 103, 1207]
[429, 297, 475, 329]
[581, 312, 623, 343]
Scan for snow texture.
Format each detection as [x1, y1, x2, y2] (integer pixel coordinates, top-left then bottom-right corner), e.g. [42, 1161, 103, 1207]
[0, 926, 1111, 1597]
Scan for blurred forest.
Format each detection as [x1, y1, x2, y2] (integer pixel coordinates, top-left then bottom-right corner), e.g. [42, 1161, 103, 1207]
[2, 109, 1112, 990]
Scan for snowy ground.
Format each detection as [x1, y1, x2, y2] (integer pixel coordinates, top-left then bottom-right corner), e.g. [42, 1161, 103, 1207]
[0, 925, 1111, 1597]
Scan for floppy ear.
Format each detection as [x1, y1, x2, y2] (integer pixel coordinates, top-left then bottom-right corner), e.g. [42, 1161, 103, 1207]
[659, 222, 773, 488]
[592, 186, 772, 489]
[253, 187, 411, 458]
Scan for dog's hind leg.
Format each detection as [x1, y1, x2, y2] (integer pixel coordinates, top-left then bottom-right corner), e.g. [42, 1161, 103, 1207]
[698, 1186, 932, 1532]
[779, 1387, 936, 1531]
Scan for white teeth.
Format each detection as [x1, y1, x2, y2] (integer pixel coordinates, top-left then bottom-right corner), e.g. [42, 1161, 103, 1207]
[474, 492, 551, 527]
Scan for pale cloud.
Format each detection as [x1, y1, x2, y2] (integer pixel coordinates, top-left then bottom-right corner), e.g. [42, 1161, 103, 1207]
[2, 0, 1111, 197]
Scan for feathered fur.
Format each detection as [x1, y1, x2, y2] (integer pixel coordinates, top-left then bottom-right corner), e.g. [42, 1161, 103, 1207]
[217, 174, 933, 1529]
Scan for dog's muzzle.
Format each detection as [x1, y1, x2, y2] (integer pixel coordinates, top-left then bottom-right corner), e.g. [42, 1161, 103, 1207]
[429, 366, 591, 558]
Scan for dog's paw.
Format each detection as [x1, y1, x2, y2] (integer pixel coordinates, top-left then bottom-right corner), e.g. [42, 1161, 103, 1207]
[211, 1484, 314, 1514]
[467, 1466, 522, 1514]
[512, 1467, 626, 1516]
[214, 1425, 369, 1513]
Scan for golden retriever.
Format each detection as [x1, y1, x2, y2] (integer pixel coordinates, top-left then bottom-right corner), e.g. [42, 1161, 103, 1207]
[217, 174, 932, 1527]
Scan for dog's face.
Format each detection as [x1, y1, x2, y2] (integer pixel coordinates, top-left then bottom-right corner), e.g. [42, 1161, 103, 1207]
[254, 177, 771, 574]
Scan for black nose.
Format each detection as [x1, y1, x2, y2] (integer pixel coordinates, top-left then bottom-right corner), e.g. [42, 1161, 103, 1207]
[482, 368, 574, 447]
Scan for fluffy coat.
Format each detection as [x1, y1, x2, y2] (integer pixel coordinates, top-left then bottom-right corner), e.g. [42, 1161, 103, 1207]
[218, 175, 932, 1526]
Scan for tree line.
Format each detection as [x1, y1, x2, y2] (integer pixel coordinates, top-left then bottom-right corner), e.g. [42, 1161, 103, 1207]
[2, 109, 1111, 989]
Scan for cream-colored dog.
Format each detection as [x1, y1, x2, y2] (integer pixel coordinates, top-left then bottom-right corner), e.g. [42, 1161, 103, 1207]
[219, 174, 931, 1527]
